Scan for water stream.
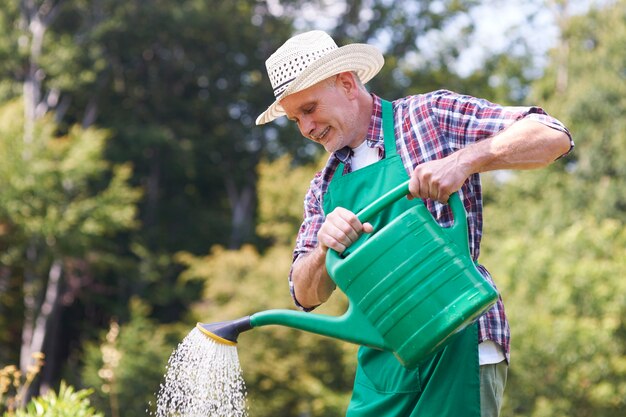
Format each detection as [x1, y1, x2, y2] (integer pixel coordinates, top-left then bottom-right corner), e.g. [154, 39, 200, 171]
[155, 327, 248, 417]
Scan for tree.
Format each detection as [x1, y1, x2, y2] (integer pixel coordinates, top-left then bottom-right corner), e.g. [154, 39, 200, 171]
[479, 1, 626, 415]
[533, 0, 626, 223]
[0, 1, 295, 400]
[0, 99, 141, 395]
[485, 215, 626, 417]
[6, 0, 616, 414]
[42, 0, 295, 250]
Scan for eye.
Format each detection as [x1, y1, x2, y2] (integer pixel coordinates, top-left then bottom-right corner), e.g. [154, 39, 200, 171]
[303, 105, 315, 115]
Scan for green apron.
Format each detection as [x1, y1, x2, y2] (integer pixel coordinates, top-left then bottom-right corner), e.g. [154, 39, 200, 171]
[322, 100, 481, 417]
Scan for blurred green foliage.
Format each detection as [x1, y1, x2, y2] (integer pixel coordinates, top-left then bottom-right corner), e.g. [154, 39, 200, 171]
[0, 0, 624, 417]
[481, 2, 626, 415]
[8, 381, 103, 417]
[0, 98, 142, 373]
[80, 298, 180, 417]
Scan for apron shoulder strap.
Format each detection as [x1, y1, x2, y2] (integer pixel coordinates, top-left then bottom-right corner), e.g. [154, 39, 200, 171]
[380, 99, 397, 157]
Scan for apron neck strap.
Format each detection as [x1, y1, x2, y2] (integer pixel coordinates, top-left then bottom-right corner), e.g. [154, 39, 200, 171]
[381, 99, 396, 157]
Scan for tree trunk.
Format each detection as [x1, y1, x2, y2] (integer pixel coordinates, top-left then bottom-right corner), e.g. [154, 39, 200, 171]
[18, 0, 65, 399]
[144, 146, 161, 228]
[20, 0, 65, 147]
[20, 242, 39, 372]
[21, 9, 45, 149]
[224, 178, 255, 249]
[548, 0, 570, 95]
[20, 258, 63, 402]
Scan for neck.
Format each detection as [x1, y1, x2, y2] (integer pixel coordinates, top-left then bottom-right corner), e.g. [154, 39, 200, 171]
[349, 92, 374, 148]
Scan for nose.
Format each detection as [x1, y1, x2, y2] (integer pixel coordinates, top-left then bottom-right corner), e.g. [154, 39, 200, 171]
[298, 115, 315, 139]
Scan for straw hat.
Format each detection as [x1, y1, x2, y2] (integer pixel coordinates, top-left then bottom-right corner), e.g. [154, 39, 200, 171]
[255, 30, 384, 125]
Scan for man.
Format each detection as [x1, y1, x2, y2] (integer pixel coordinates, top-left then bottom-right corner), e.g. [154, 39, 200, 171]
[255, 30, 572, 417]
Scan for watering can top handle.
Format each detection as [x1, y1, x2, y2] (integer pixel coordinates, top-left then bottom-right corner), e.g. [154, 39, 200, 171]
[353, 179, 470, 252]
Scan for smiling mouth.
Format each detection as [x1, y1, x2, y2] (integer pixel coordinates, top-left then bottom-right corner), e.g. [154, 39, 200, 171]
[312, 126, 330, 141]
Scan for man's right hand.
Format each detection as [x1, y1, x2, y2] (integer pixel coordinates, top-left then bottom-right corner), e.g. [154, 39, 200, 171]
[291, 207, 372, 309]
[317, 207, 373, 254]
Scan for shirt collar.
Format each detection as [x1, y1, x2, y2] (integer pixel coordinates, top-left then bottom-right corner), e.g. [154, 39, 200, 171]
[334, 94, 385, 163]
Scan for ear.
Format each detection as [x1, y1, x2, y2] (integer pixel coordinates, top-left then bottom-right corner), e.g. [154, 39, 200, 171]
[336, 72, 359, 98]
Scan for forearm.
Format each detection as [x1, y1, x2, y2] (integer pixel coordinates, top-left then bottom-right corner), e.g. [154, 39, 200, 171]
[291, 246, 336, 309]
[409, 118, 572, 202]
[460, 118, 572, 174]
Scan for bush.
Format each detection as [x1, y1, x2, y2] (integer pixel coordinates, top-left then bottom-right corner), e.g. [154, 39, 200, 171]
[9, 381, 102, 417]
[81, 298, 181, 417]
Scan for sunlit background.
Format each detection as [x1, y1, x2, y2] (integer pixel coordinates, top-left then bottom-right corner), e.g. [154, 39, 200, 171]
[0, 0, 624, 416]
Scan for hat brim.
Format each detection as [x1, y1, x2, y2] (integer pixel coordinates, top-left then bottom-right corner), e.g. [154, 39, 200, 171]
[255, 43, 384, 125]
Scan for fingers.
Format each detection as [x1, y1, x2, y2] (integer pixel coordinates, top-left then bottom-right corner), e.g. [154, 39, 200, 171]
[409, 172, 449, 203]
[318, 208, 371, 253]
[409, 163, 458, 204]
[410, 178, 450, 203]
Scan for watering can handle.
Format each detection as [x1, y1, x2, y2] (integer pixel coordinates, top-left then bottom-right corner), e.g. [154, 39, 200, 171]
[351, 179, 470, 255]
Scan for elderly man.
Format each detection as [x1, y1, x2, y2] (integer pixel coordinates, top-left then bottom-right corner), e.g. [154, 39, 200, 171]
[255, 30, 572, 417]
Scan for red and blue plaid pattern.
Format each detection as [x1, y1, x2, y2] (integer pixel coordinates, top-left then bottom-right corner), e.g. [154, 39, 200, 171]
[289, 90, 573, 362]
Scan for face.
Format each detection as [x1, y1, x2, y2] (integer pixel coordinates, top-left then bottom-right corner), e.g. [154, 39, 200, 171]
[280, 73, 363, 153]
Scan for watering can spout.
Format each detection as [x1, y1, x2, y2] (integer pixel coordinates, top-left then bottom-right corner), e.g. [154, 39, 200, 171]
[250, 304, 389, 350]
[196, 317, 252, 345]
[198, 304, 389, 351]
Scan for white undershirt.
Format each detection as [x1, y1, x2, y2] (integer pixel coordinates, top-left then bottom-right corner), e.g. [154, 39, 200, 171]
[350, 140, 380, 171]
[350, 141, 506, 365]
[479, 340, 506, 365]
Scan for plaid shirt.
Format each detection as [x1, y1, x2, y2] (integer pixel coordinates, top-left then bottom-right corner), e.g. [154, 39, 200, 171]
[290, 90, 573, 362]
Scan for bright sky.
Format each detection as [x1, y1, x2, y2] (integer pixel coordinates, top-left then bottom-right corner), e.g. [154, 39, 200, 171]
[266, 0, 600, 77]
[454, 1, 559, 76]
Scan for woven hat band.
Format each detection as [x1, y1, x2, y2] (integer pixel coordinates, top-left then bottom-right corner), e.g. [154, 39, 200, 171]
[267, 32, 339, 98]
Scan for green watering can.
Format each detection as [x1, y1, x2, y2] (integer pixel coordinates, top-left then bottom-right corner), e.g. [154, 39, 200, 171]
[198, 179, 498, 369]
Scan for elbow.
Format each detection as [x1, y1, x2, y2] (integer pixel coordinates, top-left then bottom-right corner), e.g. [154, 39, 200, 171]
[292, 278, 310, 308]
[291, 266, 311, 309]
[528, 119, 572, 165]
[290, 256, 326, 310]
[548, 130, 573, 162]
[291, 247, 337, 309]
[292, 279, 323, 311]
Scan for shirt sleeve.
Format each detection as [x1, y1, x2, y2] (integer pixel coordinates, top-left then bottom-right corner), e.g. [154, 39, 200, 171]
[429, 90, 573, 156]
